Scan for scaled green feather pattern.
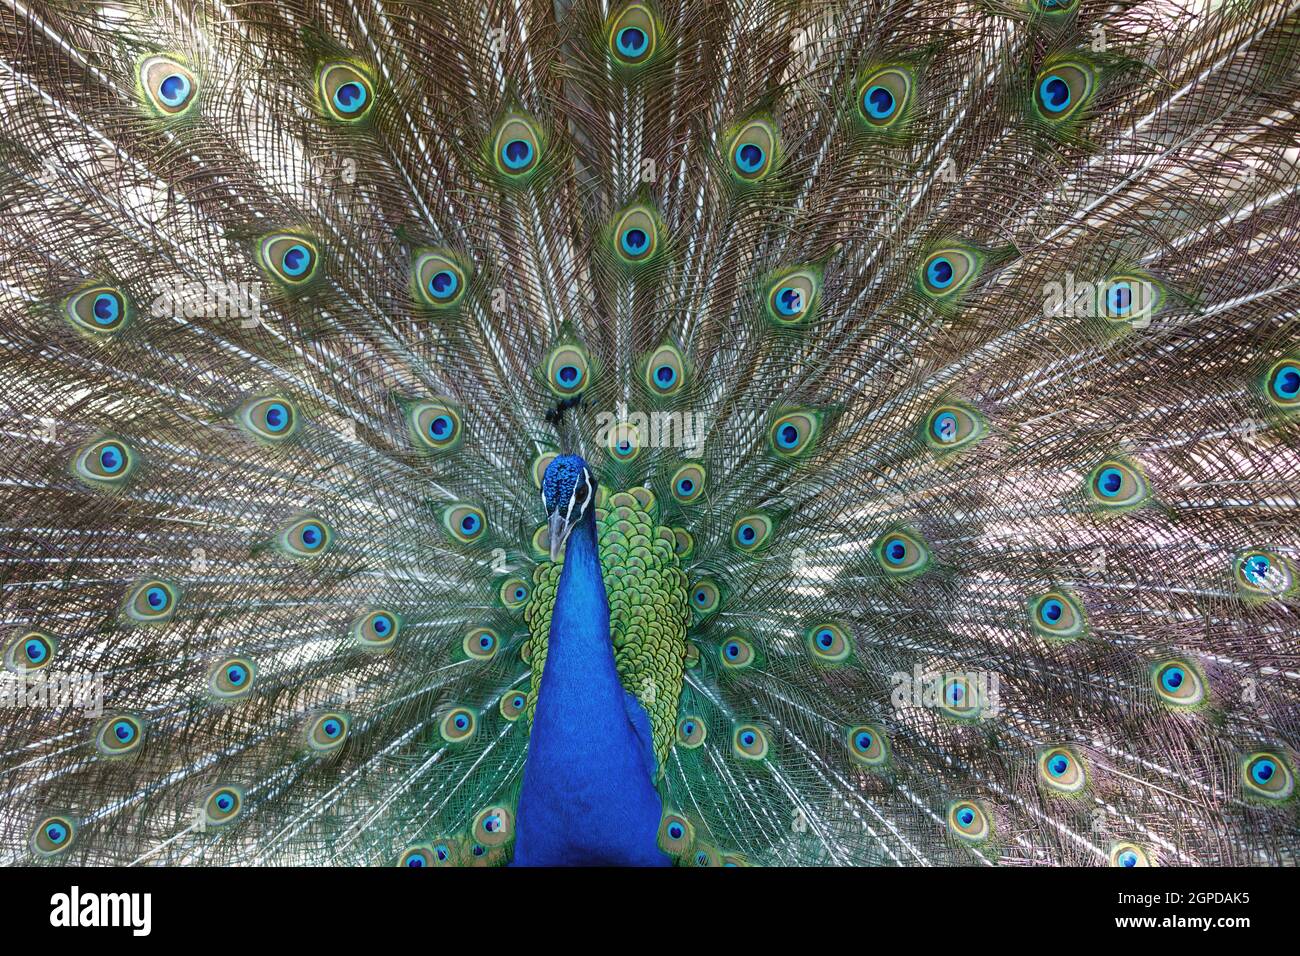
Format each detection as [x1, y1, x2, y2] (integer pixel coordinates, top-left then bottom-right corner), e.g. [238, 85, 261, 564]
[523, 487, 690, 769]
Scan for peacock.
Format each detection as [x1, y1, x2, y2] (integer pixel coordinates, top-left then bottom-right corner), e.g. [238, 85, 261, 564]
[0, 0, 1298, 869]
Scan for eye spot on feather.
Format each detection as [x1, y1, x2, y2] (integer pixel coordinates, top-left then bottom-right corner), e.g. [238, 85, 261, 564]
[463, 627, 498, 660]
[1033, 61, 1095, 124]
[1086, 458, 1149, 511]
[95, 714, 145, 757]
[1028, 590, 1086, 640]
[139, 55, 198, 117]
[65, 285, 132, 335]
[923, 403, 986, 452]
[472, 804, 514, 846]
[609, 5, 657, 66]
[257, 232, 320, 288]
[439, 707, 477, 743]
[1233, 549, 1294, 600]
[353, 610, 400, 651]
[732, 724, 769, 760]
[806, 623, 851, 665]
[657, 812, 695, 855]
[947, 800, 992, 843]
[847, 723, 889, 768]
[1109, 842, 1151, 867]
[769, 408, 821, 458]
[275, 516, 334, 558]
[874, 530, 930, 579]
[413, 250, 469, 310]
[689, 578, 721, 616]
[1240, 751, 1294, 802]
[209, 656, 257, 700]
[676, 715, 706, 748]
[73, 437, 137, 488]
[443, 503, 487, 545]
[318, 62, 374, 122]
[493, 113, 543, 181]
[306, 712, 350, 754]
[202, 785, 244, 827]
[719, 635, 754, 670]
[1037, 746, 1086, 795]
[500, 690, 527, 721]
[543, 343, 592, 397]
[500, 577, 529, 610]
[124, 579, 179, 624]
[643, 342, 686, 395]
[670, 462, 706, 503]
[32, 815, 77, 857]
[856, 65, 913, 130]
[5, 630, 57, 673]
[726, 118, 778, 183]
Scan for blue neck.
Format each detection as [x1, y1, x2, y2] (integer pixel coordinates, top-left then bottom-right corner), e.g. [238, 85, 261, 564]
[513, 509, 668, 866]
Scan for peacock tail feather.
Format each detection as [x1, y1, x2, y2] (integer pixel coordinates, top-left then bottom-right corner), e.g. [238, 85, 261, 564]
[0, 0, 1298, 866]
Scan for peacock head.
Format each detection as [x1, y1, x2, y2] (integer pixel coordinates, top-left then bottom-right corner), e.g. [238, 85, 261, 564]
[542, 454, 595, 561]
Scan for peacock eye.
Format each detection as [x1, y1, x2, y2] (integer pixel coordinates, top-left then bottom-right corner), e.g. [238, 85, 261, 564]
[202, 786, 244, 827]
[125, 579, 179, 623]
[847, 723, 889, 768]
[732, 724, 769, 760]
[764, 267, 820, 326]
[923, 403, 988, 453]
[140, 55, 198, 117]
[463, 627, 498, 660]
[1038, 746, 1087, 794]
[318, 62, 374, 122]
[31, 815, 77, 857]
[442, 503, 486, 544]
[1152, 659, 1206, 707]
[306, 712, 350, 753]
[919, 247, 978, 298]
[719, 636, 754, 669]
[609, 4, 656, 66]
[726, 118, 778, 183]
[1033, 60, 1096, 123]
[768, 408, 822, 458]
[1109, 842, 1150, 867]
[689, 578, 721, 616]
[354, 610, 401, 650]
[276, 516, 334, 558]
[493, 114, 543, 179]
[730, 512, 774, 552]
[1266, 359, 1300, 408]
[658, 812, 694, 855]
[670, 462, 707, 503]
[857, 66, 913, 129]
[1240, 751, 1294, 801]
[1029, 590, 1086, 639]
[74, 438, 136, 487]
[440, 707, 477, 742]
[209, 656, 257, 700]
[413, 250, 468, 309]
[237, 396, 300, 442]
[500, 576, 529, 609]
[501, 690, 528, 721]
[875, 530, 930, 578]
[543, 343, 592, 397]
[472, 805, 514, 849]
[257, 232, 320, 288]
[408, 398, 463, 451]
[1087, 458, 1149, 511]
[613, 206, 660, 264]
[5, 630, 57, 673]
[66, 284, 132, 336]
[95, 714, 146, 757]
[947, 800, 992, 843]
[676, 715, 706, 748]
[806, 623, 851, 664]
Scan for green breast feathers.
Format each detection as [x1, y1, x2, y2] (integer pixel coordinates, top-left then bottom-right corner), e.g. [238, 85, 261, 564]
[522, 486, 690, 769]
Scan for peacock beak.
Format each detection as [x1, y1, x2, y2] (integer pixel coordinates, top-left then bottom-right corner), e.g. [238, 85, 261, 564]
[548, 509, 572, 562]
